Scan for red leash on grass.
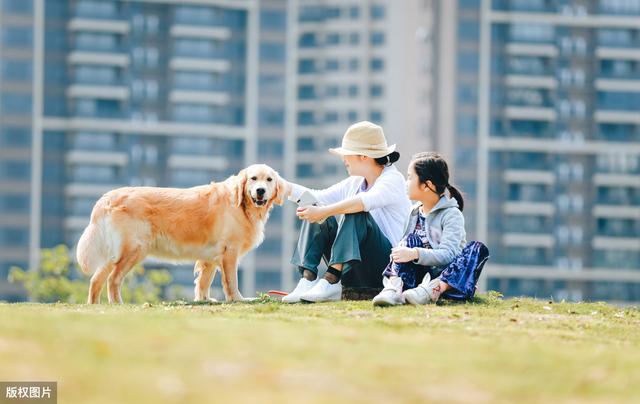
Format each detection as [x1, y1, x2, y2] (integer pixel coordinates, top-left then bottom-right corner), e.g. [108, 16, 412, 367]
[267, 290, 288, 296]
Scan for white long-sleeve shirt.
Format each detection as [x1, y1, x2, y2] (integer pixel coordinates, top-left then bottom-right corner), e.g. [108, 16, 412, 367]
[288, 165, 412, 246]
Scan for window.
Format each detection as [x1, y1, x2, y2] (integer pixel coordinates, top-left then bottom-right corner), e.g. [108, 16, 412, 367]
[324, 111, 339, 123]
[597, 28, 634, 47]
[348, 85, 359, 98]
[298, 59, 317, 74]
[297, 137, 315, 151]
[1, 60, 32, 82]
[349, 6, 360, 19]
[299, 5, 326, 22]
[370, 58, 384, 71]
[325, 85, 339, 98]
[174, 38, 214, 58]
[0, 194, 30, 213]
[298, 85, 317, 100]
[2, 26, 33, 49]
[74, 65, 118, 85]
[370, 32, 385, 45]
[174, 5, 219, 26]
[297, 111, 315, 126]
[509, 23, 554, 43]
[3, 0, 32, 14]
[349, 33, 360, 45]
[260, 42, 286, 62]
[259, 74, 284, 97]
[326, 33, 341, 45]
[75, 32, 118, 51]
[174, 71, 217, 90]
[326, 59, 340, 71]
[371, 5, 385, 19]
[349, 59, 360, 71]
[76, 0, 118, 18]
[1, 93, 32, 116]
[370, 84, 383, 97]
[0, 161, 30, 180]
[369, 110, 383, 123]
[299, 33, 318, 48]
[261, 10, 286, 31]
[0, 127, 30, 147]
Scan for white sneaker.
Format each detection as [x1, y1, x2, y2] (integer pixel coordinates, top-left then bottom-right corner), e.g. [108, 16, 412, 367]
[299, 279, 342, 303]
[282, 277, 318, 303]
[372, 276, 404, 307]
[402, 273, 440, 305]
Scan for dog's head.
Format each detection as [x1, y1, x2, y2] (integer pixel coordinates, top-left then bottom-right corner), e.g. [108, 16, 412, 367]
[232, 164, 285, 208]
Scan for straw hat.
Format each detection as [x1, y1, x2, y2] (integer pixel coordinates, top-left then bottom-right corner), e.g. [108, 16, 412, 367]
[328, 121, 396, 159]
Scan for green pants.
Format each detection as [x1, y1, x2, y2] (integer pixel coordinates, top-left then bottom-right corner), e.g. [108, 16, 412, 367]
[291, 212, 392, 288]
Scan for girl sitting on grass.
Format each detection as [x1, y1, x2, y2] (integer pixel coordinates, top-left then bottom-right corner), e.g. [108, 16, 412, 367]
[372, 152, 489, 306]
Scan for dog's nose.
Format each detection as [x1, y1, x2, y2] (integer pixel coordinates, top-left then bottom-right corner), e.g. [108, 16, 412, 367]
[256, 188, 266, 196]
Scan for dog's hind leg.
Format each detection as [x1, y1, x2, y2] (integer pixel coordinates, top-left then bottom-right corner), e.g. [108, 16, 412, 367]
[220, 251, 244, 302]
[193, 260, 217, 302]
[87, 263, 113, 304]
[107, 247, 144, 304]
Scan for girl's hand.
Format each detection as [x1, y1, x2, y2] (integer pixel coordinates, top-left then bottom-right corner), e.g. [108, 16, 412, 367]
[296, 206, 327, 223]
[390, 247, 419, 263]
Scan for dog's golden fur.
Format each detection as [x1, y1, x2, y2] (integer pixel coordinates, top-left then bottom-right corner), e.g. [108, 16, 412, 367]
[76, 164, 285, 304]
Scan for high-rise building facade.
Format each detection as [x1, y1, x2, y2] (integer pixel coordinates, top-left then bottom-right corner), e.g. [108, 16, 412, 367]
[0, 0, 36, 299]
[0, 0, 436, 301]
[0, 0, 276, 300]
[433, 0, 640, 302]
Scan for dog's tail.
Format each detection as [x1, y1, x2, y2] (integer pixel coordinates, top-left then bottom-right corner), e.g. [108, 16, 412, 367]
[76, 218, 115, 276]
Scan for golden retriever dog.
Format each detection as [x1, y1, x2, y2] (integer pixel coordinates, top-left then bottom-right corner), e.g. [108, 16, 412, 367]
[76, 164, 285, 304]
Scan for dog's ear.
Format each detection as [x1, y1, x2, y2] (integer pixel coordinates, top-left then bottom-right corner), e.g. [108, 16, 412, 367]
[273, 171, 287, 206]
[232, 169, 247, 208]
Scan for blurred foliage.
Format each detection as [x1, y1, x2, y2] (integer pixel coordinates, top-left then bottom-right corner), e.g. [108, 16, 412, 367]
[8, 244, 174, 304]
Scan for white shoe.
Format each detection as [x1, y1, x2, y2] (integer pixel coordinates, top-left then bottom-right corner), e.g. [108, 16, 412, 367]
[282, 277, 318, 303]
[402, 274, 440, 305]
[372, 276, 404, 307]
[299, 279, 342, 303]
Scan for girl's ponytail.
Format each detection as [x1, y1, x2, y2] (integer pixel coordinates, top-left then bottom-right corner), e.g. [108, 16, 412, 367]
[446, 184, 464, 212]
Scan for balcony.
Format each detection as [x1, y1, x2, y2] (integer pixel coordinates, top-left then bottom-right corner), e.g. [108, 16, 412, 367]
[504, 43, 558, 57]
[67, 51, 129, 67]
[169, 58, 231, 73]
[170, 25, 231, 40]
[66, 84, 129, 101]
[595, 110, 640, 125]
[503, 201, 555, 216]
[65, 150, 128, 167]
[596, 47, 640, 61]
[504, 75, 557, 89]
[67, 18, 129, 34]
[502, 233, 554, 248]
[64, 183, 120, 197]
[503, 169, 555, 185]
[504, 106, 557, 121]
[167, 155, 227, 171]
[596, 79, 640, 92]
[593, 173, 640, 188]
[168, 90, 230, 106]
[592, 236, 640, 251]
[593, 205, 640, 220]
[64, 216, 90, 230]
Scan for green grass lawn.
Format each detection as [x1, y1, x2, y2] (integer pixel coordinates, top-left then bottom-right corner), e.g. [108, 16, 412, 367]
[1, 294, 639, 403]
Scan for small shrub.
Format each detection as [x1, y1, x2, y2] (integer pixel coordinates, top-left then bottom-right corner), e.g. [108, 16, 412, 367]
[8, 245, 172, 304]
